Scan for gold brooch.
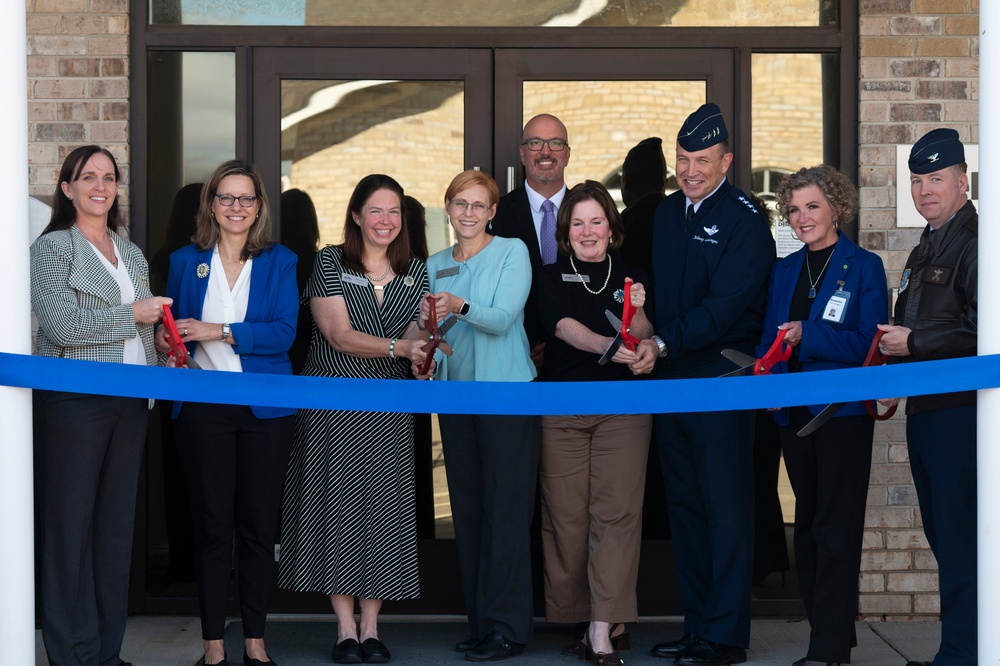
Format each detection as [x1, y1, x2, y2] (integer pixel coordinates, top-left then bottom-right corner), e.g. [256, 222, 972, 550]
[196, 262, 210, 278]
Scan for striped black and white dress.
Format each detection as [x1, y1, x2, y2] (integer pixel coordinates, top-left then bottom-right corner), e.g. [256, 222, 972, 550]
[278, 245, 426, 600]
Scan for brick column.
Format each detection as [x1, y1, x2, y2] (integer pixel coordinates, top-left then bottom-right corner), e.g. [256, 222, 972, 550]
[27, 0, 130, 223]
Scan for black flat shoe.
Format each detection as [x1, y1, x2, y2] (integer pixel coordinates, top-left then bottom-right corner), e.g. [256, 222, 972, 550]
[651, 632, 694, 659]
[585, 645, 623, 666]
[360, 637, 391, 664]
[465, 631, 525, 662]
[675, 637, 747, 666]
[243, 651, 276, 666]
[456, 636, 479, 653]
[332, 638, 363, 664]
[197, 655, 229, 666]
[561, 623, 631, 658]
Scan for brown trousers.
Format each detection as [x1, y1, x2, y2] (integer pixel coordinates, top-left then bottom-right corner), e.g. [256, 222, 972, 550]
[540, 413, 652, 623]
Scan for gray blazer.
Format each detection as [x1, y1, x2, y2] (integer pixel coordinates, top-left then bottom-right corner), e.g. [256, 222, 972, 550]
[31, 224, 156, 365]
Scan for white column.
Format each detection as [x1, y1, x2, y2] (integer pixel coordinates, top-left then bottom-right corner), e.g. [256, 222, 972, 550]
[979, 3, 999, 663]
[0, 4, 36, 665]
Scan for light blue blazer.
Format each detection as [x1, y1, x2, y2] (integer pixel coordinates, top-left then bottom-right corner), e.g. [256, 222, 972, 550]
[166, 242, 299, 419]
[757, 233, 888, 425]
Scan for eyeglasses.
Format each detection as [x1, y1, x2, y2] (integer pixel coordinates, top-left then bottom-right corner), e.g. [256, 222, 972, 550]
[521, 138, 569, 152]
[451, 200, 490, 214]
[215, 194, 257, 207]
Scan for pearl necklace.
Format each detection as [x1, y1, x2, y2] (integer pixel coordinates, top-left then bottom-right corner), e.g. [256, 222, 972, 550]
[366, 263, 392, 290]
[570, 254, 612, 295]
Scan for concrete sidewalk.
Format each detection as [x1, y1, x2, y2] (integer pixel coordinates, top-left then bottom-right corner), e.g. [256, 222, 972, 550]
[35, 615, 940, 665]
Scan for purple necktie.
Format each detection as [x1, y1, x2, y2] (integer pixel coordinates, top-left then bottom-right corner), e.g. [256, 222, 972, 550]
[540, 199, 557, 265]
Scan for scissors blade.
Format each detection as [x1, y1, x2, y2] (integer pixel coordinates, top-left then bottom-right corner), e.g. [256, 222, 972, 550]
[796, 402, 846, 437]
[719, 349, 756, 376]
[605, 309, 623, 330]
[437, 315, 459, 337]
[598, 332, 625, 366]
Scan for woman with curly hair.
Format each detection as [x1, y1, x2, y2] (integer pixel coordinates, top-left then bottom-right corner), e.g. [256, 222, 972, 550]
[761, 165, 888, 666]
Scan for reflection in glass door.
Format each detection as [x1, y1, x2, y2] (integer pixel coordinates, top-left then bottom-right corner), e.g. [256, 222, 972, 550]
[280, 79, 465, 255]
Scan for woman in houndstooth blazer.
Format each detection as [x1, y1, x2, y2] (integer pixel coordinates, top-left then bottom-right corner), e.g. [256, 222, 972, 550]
[30, 145, 172, 666]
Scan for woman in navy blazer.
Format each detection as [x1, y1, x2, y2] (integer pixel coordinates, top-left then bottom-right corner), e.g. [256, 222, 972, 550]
[759, 166, 887, 666]
[156, 161, 298, 666]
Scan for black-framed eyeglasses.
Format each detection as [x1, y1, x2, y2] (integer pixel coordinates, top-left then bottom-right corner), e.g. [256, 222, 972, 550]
[215, 194, 257, 207]
[521, 138, 569, 152]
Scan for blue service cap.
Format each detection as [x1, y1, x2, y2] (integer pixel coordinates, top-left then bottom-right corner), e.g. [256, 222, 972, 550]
[677, 103, 729, 152]
[908, 128, 965, 174]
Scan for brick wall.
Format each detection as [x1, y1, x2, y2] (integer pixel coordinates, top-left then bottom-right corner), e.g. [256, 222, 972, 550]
[857, 0, 978, 622]
[26, 0, 130, 224]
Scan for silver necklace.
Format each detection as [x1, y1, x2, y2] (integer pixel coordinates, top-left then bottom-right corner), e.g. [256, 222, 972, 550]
[806, 247, 834, 298]
[366, 263, 391, 285]
[570, 254, 612, 295]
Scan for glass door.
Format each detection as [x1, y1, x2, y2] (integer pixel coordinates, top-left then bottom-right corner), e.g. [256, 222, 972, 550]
[142, 46, 733, 615]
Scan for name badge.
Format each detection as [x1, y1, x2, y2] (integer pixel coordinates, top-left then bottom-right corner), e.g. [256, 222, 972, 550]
[435, 266, 460, 279]
[562, 273, 591, 283]
[822, 290, 851, 324]
[341, 273, 368, 287]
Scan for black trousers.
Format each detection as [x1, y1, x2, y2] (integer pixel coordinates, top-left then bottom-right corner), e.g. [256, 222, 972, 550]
[175, 402, 294, 640]
[908, 405, 977, 666]
[780, 408, 873, 664]
[439, 413, 541, 645]
[35, 390, 148, 666]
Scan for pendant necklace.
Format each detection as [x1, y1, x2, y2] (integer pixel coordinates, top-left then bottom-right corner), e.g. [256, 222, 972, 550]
[806, 248, 834, 299]
[570, 254, 612, 295]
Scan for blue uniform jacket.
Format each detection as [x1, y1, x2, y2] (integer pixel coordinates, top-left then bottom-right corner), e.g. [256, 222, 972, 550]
[652, 179, 775, 373]
[167, 243, 299, 420]
[757, 233, 887, 426]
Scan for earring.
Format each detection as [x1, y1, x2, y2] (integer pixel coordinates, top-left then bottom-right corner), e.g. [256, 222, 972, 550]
[488, 218, 493, 230]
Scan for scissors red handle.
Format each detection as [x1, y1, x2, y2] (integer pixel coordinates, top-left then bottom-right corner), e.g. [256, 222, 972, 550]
[418, 295, 439, 376]
[161, 304, 189, 368]
[863, 329, 898, 420]
[621, 279, 640, 352]
[754, 328, 793, 375]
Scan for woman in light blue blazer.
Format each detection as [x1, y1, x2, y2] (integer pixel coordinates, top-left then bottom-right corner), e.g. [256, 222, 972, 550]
[759, 166, 887, 666]
[31, 145, 173, 666]
[156, 161, 298, 666]
[422, 170, 539, 662]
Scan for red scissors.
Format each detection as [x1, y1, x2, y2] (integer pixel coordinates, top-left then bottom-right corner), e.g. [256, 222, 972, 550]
[418, 295, 458, 376]
[161, 304, 198, 369]
[720, 328, 793, 377]
[795, 329, 898, 436]
[620, 278, 641, 352]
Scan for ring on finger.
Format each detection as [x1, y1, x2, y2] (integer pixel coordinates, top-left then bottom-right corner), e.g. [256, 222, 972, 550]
[183, 328, 188, 336]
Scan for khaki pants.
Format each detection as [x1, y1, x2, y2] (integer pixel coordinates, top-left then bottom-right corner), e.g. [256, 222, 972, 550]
[540, 413, 652, 623]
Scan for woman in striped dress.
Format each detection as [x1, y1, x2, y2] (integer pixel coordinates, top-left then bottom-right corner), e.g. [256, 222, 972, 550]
[279, 174, 430, 665]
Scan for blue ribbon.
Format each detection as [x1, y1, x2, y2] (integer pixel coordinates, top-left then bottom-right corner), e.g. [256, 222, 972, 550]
[1, 351, 998, 415]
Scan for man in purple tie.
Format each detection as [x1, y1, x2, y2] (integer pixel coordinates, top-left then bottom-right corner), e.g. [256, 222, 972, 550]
[491, 113, 571, 366]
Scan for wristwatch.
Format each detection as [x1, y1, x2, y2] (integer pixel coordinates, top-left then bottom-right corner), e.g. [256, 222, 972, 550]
[458, 300, 471, 317]
[221, 323, 231, 342]
[651, 335, 668, 358]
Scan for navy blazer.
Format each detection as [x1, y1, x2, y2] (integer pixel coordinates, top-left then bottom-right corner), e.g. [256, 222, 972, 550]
[166, 243, 299, 420]
[757, 233, 888, 426]
[491, 185, 546, 345]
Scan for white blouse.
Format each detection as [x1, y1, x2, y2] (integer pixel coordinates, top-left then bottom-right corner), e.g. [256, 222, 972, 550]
[192, 246, 252, 373]
[88, 238, 145, 366]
